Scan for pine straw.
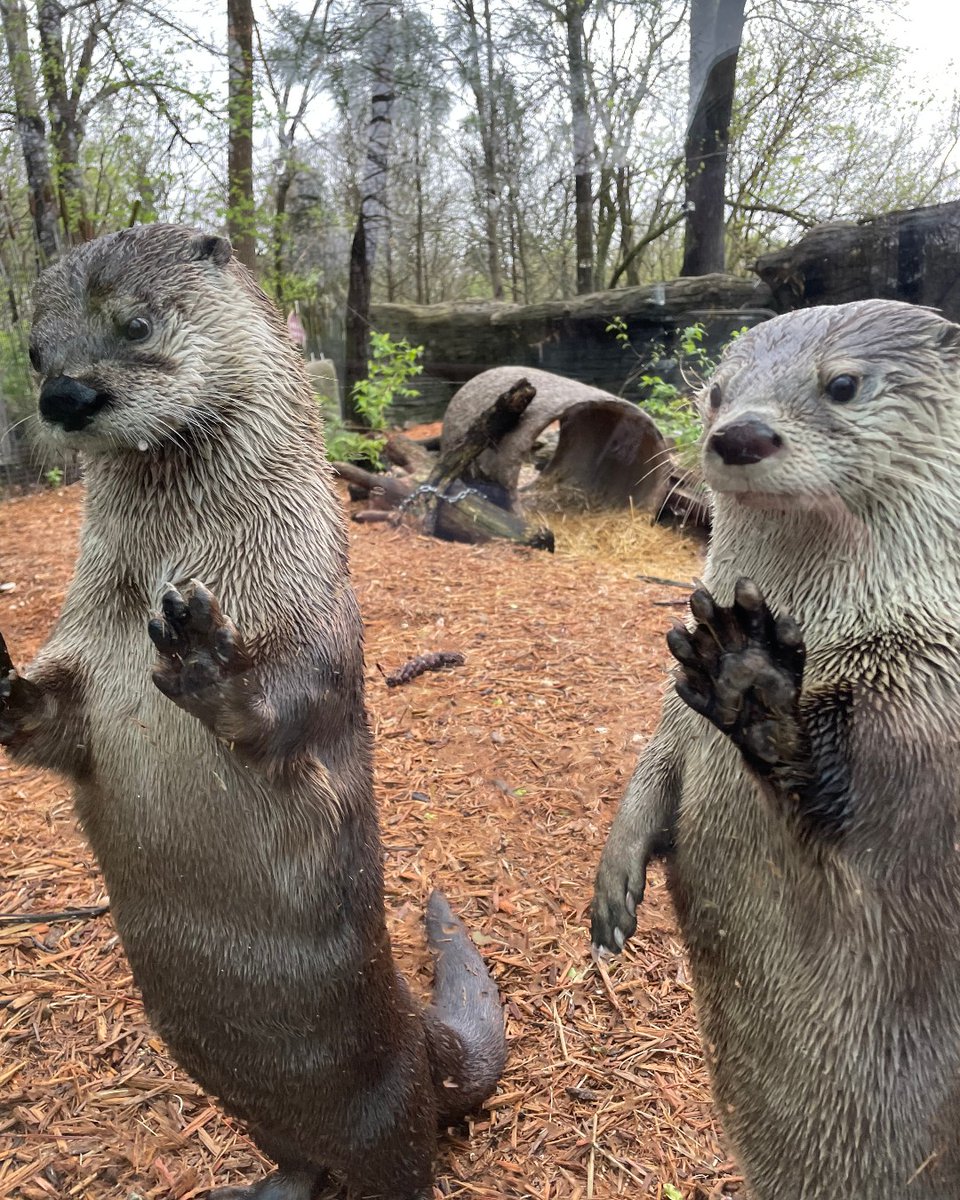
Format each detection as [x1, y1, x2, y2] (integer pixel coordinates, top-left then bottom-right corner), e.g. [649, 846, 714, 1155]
[0, 485, 742, 1200]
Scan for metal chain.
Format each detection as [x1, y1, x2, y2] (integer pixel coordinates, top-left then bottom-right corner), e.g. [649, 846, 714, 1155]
[397, 482, 485, 512]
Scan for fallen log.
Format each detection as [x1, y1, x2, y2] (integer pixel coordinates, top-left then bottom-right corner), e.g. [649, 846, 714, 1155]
[331, 461, 414, 509]
[413, 377, 553, 549]
[333, 379, 554, 550]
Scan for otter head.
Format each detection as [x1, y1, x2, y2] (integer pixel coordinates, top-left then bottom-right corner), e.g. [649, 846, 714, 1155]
[29, 225, 292, 456]
[700, 300, 960, 516]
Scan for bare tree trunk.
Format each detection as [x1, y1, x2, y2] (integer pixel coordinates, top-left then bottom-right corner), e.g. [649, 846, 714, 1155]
[455, 0, 503, 299]
[566, 0, 594, 294]
[414, 124, 426, 304]
[36, 0, 93, 245]
[595, 164, 615, 280]
[227, 0, 256, 271]
[681, 0, 746, 276]
[344, 0, 395, 420]
[0, 0, 61, 262]
[616, 167, 640, 286]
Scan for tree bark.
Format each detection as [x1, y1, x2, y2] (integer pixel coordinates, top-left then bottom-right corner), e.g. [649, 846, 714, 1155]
[227, 0, 257, 271]
[36, 0, 93, 245]
[681, 0, 746, 277]
[565, 0, 594, 294]
[343, 0, 396, 419]
[454, 0, 503, 299]
[0, 0, 61, 262]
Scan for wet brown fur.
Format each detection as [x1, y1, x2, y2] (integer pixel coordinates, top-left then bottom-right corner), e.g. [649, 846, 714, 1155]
[3, 225, 505, 1199]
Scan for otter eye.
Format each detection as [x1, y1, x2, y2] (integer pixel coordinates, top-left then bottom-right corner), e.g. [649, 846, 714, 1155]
[709, 382, 722, 409]
[28, 344, 41, 372]
[825, 374, 859, 403]
[124, 316, 152, 342]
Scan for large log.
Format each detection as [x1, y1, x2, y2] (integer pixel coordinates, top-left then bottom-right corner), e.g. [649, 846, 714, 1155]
[418, 378, 553, 548]
[372, 275, 773, 408]
[331, 379, 555, 550]
[440, 366, 671, 512]
[755, 201, 960, 319]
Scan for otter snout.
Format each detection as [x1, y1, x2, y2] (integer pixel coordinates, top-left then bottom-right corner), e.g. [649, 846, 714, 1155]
[39, 375, 111, 432]
[708, 417, 783, 466]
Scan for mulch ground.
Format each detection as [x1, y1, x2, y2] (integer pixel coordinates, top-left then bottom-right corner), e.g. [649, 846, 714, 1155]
[0, 485, 742, 1200]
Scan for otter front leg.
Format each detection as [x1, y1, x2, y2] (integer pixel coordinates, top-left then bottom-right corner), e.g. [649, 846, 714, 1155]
[591, 693, 683, 954]
[668, 577, 847, 837]
[148, 582, 273, 762]
[0, 630, 89, 777]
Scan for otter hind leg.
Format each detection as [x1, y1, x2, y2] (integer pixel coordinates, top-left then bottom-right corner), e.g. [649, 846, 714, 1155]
[423, 890, 506, 1122]
[207, 1168, 327, 1200]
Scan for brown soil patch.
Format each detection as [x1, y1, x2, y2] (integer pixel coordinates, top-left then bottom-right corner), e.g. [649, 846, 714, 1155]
[0, 485, 740, 1200]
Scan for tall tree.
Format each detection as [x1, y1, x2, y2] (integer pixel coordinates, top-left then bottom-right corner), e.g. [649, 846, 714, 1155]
[343, 0, 395, 419]
[681, 0, 745, 275]
[258, 0, 344, 305]
[448, 0, 504, 299]
[36, 0, 97, 244]
[227, 0, 256, 270]
[564, 0, 593, 293]
[1, 0, 61, 262]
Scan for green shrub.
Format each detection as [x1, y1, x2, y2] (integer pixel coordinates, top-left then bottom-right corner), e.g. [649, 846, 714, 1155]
[322, 332, 424, 470]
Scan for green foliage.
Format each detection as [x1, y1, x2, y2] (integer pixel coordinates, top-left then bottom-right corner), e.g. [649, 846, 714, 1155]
[351, 331, 424, 427]
[44, 466, 64, 489]
[322, 332, 424, 469]
[606, 316, 746, 462]
[0, 327, 35, 427]
[662, 1186, 683, 1200]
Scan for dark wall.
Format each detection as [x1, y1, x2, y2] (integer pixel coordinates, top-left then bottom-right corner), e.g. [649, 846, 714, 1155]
[372, 274, 775, 421]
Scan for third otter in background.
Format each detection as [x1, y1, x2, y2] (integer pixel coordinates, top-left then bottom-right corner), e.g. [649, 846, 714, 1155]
[593, 300, 960, 1197]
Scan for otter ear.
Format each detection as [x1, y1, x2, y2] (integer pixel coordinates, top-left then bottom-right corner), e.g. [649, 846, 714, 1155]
[937, 320, 960, 353]
[189, 234, 233, 267]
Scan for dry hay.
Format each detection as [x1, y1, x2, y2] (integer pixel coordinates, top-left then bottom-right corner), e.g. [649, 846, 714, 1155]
[0, 485, 740, 1200]
[546, 509, 703, 581]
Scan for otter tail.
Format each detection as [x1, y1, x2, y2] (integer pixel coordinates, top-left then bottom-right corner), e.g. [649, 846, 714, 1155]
[423, 889, 507, 1122]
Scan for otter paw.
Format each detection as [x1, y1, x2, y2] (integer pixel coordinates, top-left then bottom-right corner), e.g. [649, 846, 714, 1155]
[590, 834, 649, 955]
[667, 577, 807, 775]
[0, 629, 41, 744]
[149, 581, 253, 710]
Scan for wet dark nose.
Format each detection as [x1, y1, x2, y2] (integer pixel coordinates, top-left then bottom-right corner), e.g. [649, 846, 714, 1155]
[708, 418, 782, 466]
[39, 376, 110, 431]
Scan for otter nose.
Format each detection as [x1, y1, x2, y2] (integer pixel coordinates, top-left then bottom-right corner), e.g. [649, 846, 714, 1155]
[39, 375, 110, 431]
[708, 418, 782, 466]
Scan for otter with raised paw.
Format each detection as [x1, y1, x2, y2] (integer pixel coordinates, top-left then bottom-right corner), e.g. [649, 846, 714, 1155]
[593, 300, 960, 1197]
[3, 224, 506, 1200]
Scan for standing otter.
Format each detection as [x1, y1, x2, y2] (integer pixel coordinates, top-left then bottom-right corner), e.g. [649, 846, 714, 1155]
[1, 224, 506, 1200]
[592, 300, 960, 1197]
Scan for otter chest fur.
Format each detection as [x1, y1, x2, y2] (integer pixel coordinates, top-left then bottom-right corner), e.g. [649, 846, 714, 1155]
[593, 299, 960, 1198]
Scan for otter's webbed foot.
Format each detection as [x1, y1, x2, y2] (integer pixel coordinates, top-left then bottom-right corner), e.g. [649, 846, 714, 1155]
[0, 629, 41, 746]
[667, 579, 845, 836]
[208, 1169, 327, 1200]
[149, 581, 265, 746]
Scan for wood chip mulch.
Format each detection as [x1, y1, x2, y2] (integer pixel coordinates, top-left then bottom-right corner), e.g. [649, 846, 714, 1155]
[0, 485, 741, 1200]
